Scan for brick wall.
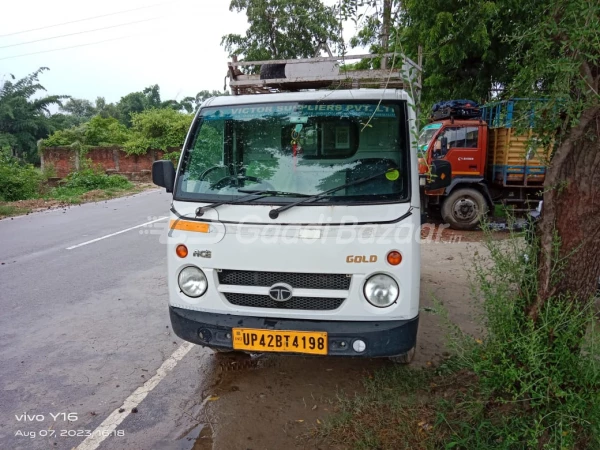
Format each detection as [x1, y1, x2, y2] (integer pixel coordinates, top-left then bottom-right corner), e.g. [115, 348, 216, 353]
[42, 147, 77, 177]
[42, 147, 179, 181]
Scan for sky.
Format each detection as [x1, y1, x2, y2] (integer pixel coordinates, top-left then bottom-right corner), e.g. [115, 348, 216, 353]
[0, 0, 365, 105]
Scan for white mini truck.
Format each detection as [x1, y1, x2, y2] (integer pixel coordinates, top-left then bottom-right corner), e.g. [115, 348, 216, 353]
[153, 57, 451, 362]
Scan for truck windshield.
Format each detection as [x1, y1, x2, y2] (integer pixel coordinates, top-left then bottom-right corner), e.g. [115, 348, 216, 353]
[175, 101, 409, 204]
[418, 123, 441, 151]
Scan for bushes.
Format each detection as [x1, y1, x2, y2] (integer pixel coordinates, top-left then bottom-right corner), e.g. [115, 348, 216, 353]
[48, 168, 132, 203]
[84, 116, 129, 146]
[124, 108, 192, 155]
[0, 149, 43, 201]
[61, 168, 131, 190]
[0, 147, 132, 205]
[430, 227, 600, 449]
[320, 227, 600, 450]
[463, 230, 600, 448]
[42, 108, 191, 156]
[42, 116, 129, 148]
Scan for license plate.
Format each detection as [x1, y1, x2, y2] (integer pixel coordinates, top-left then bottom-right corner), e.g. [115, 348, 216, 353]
[232, 328, 327, 355]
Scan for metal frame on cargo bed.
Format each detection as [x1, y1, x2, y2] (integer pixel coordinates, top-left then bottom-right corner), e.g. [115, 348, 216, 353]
[226, 53, 422, 95]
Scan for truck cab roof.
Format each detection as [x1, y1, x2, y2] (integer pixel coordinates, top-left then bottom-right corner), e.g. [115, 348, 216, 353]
[203, 89, 414, 108]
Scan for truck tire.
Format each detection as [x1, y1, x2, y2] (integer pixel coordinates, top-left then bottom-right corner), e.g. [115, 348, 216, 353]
[260, 63, 286, 80]
[389, 346, 415, 364]
[259, 63, 331, 89]
[441, 188, 488, 230]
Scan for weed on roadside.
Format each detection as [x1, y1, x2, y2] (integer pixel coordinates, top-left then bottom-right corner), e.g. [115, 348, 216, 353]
[320, 226, 600, 449]
[0, 152, 139, 217]
[44, 168, 133, 204]
[0, 204, 31, 217]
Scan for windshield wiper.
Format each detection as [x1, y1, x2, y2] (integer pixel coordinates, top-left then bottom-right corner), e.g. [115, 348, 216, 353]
[268, 168, 398, 220]
[195, 189, 310, 217]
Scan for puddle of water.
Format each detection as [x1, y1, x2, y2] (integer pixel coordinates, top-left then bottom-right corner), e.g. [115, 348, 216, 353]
[173, 352, 277, 450]
[176, 423, 213, 450]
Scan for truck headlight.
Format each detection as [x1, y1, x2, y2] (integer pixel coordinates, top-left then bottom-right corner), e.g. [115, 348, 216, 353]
[364, 274, 399, 307]
[178, 266, 208, 297]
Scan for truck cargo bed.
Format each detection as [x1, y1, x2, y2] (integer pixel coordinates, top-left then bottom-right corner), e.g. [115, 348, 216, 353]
[488, 127, 550, 187]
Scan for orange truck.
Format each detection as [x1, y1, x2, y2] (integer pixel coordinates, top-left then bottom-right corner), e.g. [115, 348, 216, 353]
[419, 99, 550, 229]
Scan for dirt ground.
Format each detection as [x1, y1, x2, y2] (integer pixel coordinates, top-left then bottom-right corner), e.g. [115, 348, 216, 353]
[192, 238, 486, 450]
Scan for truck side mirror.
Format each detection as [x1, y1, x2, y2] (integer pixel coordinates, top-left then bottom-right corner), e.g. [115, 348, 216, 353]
[425, 159, 452, 190]
[440, 136, 448, 155]
[152, 160, 176, 193]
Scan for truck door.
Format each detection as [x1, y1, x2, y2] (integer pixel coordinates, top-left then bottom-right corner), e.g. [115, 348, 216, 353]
[435, 125, 482, 177]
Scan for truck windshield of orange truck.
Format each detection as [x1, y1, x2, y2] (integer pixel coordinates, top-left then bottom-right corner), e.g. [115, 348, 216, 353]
[418, 123, 442, 154]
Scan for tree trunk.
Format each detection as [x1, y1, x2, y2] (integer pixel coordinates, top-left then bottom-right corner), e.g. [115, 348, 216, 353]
[529, 106, 600, 320]
[380, 0, 392, 69]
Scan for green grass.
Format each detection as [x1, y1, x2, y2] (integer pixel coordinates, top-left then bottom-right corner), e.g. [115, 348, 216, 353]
[0, 153, 145, 218]
[45, 186, 88, 203]
[493, 203, 509, 218]
[45, 184, 141, 203]
[319, 228, 600, 450]
[0, 204, 31, 217]
[0, 182, 145, 219]
[317, 366, 443, 449]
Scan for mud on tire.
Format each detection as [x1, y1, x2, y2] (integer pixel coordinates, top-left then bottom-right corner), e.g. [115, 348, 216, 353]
[389, 346, 416, 364]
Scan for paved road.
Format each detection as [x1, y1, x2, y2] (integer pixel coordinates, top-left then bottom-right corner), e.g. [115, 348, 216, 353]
[0, 190, 220, 450]
[0, 189, 482, 450]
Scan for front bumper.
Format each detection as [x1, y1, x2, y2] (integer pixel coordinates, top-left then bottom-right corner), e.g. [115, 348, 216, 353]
[170, 306, 418, 357]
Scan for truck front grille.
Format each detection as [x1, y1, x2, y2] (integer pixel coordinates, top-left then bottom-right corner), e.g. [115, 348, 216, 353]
[217, 270, 351, 290]
[223, 293, 345, 311]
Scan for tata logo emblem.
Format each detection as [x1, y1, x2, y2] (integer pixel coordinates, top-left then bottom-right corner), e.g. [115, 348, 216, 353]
[268, 283, 293, 302]
[193, 250, 212, 258]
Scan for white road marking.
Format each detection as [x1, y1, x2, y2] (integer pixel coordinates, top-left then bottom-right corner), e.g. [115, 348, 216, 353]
[66, 217, 168, 250]
[76, 342, 194, 450]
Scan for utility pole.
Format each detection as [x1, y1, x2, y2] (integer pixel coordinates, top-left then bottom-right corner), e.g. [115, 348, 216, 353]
[381, 0, 392, 69]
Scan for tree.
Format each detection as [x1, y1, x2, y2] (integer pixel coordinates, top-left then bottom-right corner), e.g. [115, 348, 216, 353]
[341, 0, 395, 68]
[114, 84, 198, 125]
[0, 68, 66, 161]
[115, 91, 148, 126]
[123, 108, 193, 155]
[95, 96, 119, 119]
[143, 84, 162, 109]
[338, 2, 599, 446]
[221, 0, 343, 62]
[60, 98, 97, 124]
[507, 0, 599, 317]
[177, 97, 196, 113]
[164, 91, 230, 113]
[46, 113, 80, 133]
[84, 116, 129, 146]
[344, 0, 514, 107]
[349, 0, 599, 305]
[192, 90, 230, 111]
[400, 0, 511, 106]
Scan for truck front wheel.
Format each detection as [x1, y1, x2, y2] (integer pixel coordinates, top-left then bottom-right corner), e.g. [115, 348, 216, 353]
[441, 188, 488, 230]
[389, 346, 416, 364]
